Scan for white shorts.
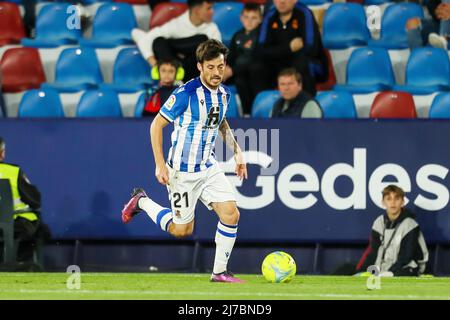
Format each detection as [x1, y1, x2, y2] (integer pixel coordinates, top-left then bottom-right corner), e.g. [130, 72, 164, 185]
[166, 162, 236, 224]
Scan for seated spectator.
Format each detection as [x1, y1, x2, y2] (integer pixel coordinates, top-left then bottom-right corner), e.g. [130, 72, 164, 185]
[0, 137, 51, 267]
[249, 0, 328, 104]
[131, 0, 221, 81]
[407, 0, 449, 49]
[271, 68, 322, 118]
[356, 185, 429, 277]
[224, 3, 263, 116]
[142, 59, 181, 117]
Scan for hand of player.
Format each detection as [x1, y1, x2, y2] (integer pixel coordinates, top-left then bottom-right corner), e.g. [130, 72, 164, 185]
[289, 37, 304, 52]
[155, 163, 169, 185]
[234, 151, 248, 181]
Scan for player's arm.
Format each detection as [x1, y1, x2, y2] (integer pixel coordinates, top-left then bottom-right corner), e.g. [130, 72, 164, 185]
[219, 119, 248, 180]
[150, 113, 170, 185]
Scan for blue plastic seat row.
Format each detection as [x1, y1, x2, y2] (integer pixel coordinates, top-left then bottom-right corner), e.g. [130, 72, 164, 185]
[333, 47, 450, 95]
[39, 47, 152, 93]
[22, 3, 137, 48]
[18, 2, 247, 48]
[323, 2, 425, 50]
[18, 88, 242, 118]
[250, 89, 450, 119]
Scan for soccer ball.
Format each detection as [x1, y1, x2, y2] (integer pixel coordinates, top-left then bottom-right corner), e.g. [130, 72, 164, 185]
[261, 251, 296, 283]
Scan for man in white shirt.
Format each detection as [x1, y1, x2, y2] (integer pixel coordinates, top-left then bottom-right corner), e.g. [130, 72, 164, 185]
[132, 0, 222, 81]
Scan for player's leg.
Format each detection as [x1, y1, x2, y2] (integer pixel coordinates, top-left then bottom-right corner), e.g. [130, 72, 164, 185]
[122, 167, 200, 238]
[210, 201, 243, 282]
[122, 188, 196, 238]
[199, 164, 244, 283]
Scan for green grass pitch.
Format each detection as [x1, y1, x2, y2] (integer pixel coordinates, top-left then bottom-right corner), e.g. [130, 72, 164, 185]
[0, 273, 449, 300]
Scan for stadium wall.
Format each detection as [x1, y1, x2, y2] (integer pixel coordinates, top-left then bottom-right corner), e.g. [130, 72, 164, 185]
[1, 118, 449, 274]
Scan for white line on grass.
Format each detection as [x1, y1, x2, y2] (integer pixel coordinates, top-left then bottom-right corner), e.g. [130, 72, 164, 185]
[1, 289, 449, 300]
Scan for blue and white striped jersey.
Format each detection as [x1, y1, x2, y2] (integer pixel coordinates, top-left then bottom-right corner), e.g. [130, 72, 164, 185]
[159, 77, 230, 173]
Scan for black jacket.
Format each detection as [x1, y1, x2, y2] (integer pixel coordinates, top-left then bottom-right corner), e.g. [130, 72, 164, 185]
[256, 4, 326, 72]
[228, 27, 260, 74]
[427, 0, 443, 22]
[271, 91, 321, 118]
[357, 209, 428, 276]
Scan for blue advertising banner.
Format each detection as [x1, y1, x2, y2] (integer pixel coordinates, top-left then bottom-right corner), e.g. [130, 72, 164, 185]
[1, 118, 449, 243]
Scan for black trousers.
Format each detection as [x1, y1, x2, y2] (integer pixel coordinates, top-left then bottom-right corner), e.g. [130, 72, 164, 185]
[231, 65, 254, 116]
[152, 35, 209, 82]
[248, 54, 318, 108]
[13, 217, 52, 263]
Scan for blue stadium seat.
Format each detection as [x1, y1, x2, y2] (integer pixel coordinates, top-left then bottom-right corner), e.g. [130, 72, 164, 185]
[393, 48, 450, 95]
[134, 91, 146, 117]
[429, 93, 450, 118]
[18, 88, 64, 117]
[333, 47, 395, 93]
[21, 3, 82, 48]
[368, 3, 424, 49]
[76, 89, 122, 117]
[213, 2, 244, 48]
[79, 3, 137, 48]
[41, 48, 103, 93]
[251, 90, 280, 118]
[99, 47, 152, 93]
[226, 92, 241, 118]
[316, 91, 357, 118]
[322, 3, 371, 49]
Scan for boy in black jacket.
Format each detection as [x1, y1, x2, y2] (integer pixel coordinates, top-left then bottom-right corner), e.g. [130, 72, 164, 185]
[356, 185, 429, 277]
[224, 3, 263, 115]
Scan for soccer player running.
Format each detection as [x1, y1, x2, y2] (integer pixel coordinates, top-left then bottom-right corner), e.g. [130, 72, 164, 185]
[122, 39, 248, 283]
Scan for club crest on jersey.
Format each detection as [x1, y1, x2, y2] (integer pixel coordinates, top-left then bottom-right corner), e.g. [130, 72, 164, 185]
[166, 95, 176, 110]
[221, 94, 227, 106]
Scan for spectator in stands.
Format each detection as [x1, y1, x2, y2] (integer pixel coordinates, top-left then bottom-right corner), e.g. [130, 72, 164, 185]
[0, 137, 50, 266]
[224, 3, 263, 116]
[355, 185, 429, 277]
[271, 68, 322, 118]
[131, 0, 221, 81]
[407, 0, 450, 49]
[249, 0, 328, 105]
[142, 59, 181, 117]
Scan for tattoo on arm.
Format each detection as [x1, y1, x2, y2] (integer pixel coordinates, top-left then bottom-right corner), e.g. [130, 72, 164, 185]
[219, 119, 239, 153]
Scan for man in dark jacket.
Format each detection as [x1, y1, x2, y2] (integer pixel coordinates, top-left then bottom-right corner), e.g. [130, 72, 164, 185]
[249, 0, 327, 103]
[271, 68, 322, 118]
[356, 185, 429, 277]
[0, 137, 48, 263]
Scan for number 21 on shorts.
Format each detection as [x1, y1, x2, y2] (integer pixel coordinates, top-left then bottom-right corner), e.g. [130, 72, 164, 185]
[173, 192, 189, 208]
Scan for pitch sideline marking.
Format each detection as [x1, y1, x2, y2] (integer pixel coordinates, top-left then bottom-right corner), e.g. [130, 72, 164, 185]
[0, 289, 449, 300]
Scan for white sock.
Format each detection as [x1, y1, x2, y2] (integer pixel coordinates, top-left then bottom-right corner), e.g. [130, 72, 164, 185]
[213, 221, 238, 274]
[138, 197, 172, 232]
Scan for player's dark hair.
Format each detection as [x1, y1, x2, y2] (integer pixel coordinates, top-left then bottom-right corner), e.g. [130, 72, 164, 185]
[0, 137, 4, 150]
[196, 39, 229, 64]
[187, 0, 214, 9]
[382, 185, 405, 199]
[278, 68, 302, 84]
[242, 3, 262, 15]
